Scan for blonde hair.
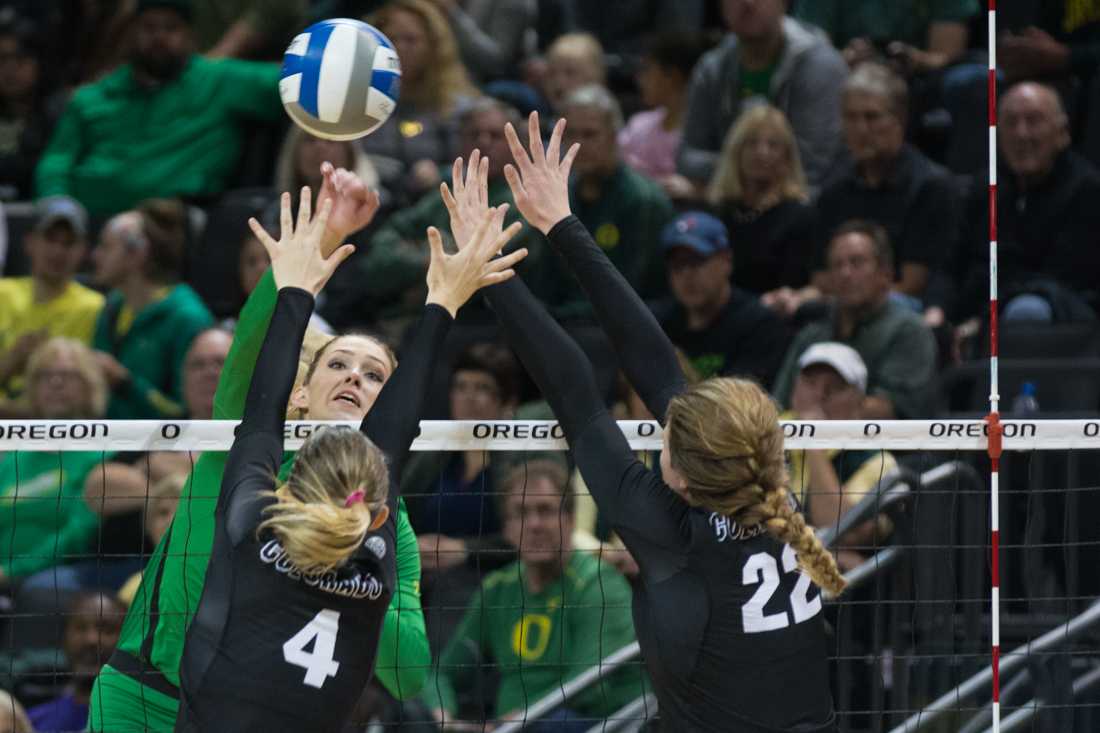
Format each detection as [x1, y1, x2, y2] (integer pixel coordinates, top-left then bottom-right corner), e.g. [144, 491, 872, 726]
[0, 689, 32, 733]
[274, 126, 381, 193]
[369, 0, 477, 115]
[707, 105, 808, 206]
[288, 331, 398, 420]
[665, 378, 846, 595]
[259, 426, 390, 575]
[547, 32, 607, 84]
[26, 337, 109, 417]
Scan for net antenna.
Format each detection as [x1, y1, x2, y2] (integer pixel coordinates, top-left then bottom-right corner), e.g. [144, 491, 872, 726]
[985, 3, 1002, 730]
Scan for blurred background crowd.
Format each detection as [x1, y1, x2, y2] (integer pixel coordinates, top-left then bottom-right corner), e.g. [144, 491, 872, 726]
[0, 0, 1099, 731]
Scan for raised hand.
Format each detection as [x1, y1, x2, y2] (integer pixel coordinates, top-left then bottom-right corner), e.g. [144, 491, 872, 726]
[502, 111, 579, 235]
[425, 206, 527, 317]
[317, 161, 380, 255]
[248, 187, 356, 296]
[440, 148, 491, 251]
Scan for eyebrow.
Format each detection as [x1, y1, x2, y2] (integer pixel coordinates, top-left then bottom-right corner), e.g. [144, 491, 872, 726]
[329, 350, 390, 372]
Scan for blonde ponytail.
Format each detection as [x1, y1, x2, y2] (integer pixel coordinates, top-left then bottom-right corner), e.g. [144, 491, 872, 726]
[666, 378, 846, 596]
[258, 426, 389, 575]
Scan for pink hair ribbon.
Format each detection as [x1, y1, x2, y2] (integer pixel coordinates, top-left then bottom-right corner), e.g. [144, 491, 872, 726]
[344, 489, 366, 508]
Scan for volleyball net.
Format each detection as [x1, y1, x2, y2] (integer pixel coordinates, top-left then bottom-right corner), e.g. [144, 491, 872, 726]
[2, 419, 1100, 732]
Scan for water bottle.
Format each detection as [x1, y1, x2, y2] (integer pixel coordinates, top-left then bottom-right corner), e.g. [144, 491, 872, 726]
[1011, 382, 1040, 417]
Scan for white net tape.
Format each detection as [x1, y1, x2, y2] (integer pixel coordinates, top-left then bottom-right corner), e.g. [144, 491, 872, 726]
[0, 418, 1095, 452]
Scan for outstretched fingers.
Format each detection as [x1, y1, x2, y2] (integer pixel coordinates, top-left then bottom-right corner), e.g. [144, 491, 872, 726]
[545, 116, 566, 167]
[279, 191, 293, 241]
[248, 217, 279, 261]
[296, 186, 312, 234]
[504, 122, 534, 177]
[527, 111, 546, 168]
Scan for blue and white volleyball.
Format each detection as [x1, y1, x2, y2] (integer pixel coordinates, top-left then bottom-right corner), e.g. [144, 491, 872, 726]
[279, 19, 401, 141]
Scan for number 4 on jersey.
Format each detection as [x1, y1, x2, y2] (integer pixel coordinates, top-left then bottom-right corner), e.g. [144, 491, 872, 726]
[283, 609, 341, 688]
[741, 545, 823, 634]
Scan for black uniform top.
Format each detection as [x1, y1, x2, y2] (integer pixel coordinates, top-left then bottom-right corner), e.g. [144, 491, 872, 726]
[484, 217, 836, 733]
[175, 287, 452, 733]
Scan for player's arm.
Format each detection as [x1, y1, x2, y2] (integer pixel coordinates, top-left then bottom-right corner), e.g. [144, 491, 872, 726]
[444, 154, 689, 552]
[373, 501, 431, 699]
[222, 193, 354, 539]
[216, 166, 380, 420]
[502, 113, 687, 423]
[359, 208, 526, 501]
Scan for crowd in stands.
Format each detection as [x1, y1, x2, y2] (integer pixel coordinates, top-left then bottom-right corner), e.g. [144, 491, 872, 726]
[0, 0, 1099, 729]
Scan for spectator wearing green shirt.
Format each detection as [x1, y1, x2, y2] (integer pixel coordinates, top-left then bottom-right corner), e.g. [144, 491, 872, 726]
[555, 85, 674, 318]
[91, 199, 214, 420]
[772, 220, 936, 419]
[0, 337, 109, 585]
[428, 459, 646, 730]
[34, 0, 283, 216]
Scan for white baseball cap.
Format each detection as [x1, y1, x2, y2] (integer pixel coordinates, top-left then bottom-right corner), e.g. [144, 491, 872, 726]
[797, 342, 868, 392]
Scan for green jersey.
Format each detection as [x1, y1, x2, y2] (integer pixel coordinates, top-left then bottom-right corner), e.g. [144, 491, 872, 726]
[0, 451, 105, 578]
[431, 551, 646, 720]
[100, 270, 430, 719]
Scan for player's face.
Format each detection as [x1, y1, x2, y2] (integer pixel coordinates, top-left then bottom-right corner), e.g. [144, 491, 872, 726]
[666, 248, 731, 312]
[293, 336, 394, 421]
[660, 429, 691, 501]
[450, 369, 508, 421]
[27, 223, 85, 285]
[183, 330, 231, 420]
[502, 477, 573, 565]
[842, 91, 904, 164]
[29, 350, 92, 419]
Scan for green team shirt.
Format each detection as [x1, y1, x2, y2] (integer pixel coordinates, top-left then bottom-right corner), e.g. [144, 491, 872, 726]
[106, 270, 430, 704]
[0, 451, 105, 578]
[429, 551, 646, 719]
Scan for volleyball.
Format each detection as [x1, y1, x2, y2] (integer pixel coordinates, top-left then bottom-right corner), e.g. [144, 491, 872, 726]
[279, 18, 401, 141]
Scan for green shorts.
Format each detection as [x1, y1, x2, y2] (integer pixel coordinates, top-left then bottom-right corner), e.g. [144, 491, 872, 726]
[88, 664, 180, 733]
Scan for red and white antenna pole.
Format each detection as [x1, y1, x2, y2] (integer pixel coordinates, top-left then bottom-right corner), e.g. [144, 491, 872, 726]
[986, 1, 1002, 730]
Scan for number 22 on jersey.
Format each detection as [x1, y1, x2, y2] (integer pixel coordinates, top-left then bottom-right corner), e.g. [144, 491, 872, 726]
[284, 609, 341, 687]
[741, 545, 822, 634]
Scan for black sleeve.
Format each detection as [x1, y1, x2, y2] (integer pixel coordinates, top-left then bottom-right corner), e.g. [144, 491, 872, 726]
[359, 304, 453, 513]
[546, 216, 687, 423]
[483, 276, 690, 570]
[221, 287, 316, 546]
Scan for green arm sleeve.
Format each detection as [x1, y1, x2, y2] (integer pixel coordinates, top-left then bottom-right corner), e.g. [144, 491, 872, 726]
[214, 269, 278, 420]
[423, 590, 484, 715]
[120, 371, 188, 419]
[34, 96, 84, 198]
[373, 497, 431, 699]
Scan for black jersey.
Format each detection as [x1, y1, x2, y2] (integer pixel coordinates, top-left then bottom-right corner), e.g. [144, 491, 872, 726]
[175, 288, 452, 733]
[484, 216, 836, 733]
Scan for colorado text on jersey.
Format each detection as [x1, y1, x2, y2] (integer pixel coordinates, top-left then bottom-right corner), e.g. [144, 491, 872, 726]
[259, 540, 385, 600]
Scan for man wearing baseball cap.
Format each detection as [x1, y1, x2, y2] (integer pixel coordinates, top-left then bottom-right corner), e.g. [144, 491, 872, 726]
[0, 196, 102, 398]
[785, 342, 896, 571]
[651, 210, 788, 387]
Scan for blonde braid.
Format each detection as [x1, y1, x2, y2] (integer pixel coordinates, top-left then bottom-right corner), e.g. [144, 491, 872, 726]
[762, 487, 847, 596]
